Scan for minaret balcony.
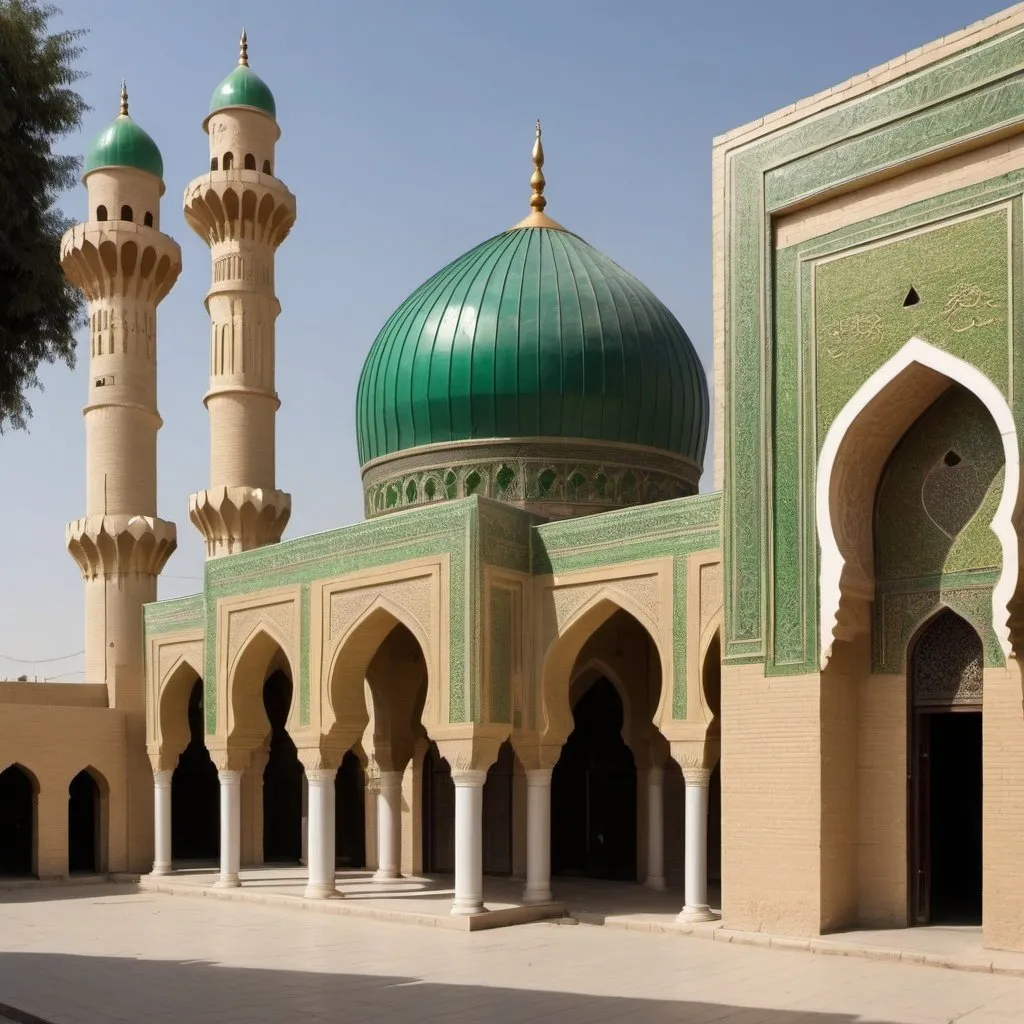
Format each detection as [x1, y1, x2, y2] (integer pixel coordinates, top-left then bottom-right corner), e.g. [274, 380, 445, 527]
[66, 514, 177, 580]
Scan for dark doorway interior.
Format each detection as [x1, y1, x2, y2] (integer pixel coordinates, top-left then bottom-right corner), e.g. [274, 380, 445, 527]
[335, 750, 366, 869]
[923, 711, 983, 924]
[482, 741, 514, 876]
[68, 770, 99, 873]
[171, 679, 219, 860]
[262, 670, 303, 862]
[0, 765, 34, 876]
[422, 742, 454, 873]
[552, 678, 637, 881]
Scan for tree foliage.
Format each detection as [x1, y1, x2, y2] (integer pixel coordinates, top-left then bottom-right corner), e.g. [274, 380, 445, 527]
[0, 1, 86, 431]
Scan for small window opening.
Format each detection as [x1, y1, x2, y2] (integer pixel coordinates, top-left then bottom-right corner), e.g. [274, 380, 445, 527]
[143, 211, 153, 227]
[943, 450, 962, 467]
[96, 205, 107, 222]
[903, 286, 920, 307]
[262, 159, 272, 175]
[244, 153, 256, 170]
[210, 156, 218, 171]
[223, 152, 234, 170]
[120, 205, 133, 222]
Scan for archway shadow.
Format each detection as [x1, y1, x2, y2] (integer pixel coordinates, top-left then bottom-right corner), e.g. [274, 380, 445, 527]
[0, 950, 910, 1024]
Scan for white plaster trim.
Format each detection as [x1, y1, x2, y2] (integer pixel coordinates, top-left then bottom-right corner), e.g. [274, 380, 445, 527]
[817, 337, 1019, 668]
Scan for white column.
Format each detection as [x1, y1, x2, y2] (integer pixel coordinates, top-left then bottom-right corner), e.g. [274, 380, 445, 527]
[152, 769, 173, 876]
[646, 763, 666, 891]
[215, 769, 242, 888]
[451, 769, 487, 916]
[304, 769, 339, 899]
[677, 767, 715, 922]
[523, 768, 553, 904]
[374, 771, 402, 881]
[299, 773, 309, 866]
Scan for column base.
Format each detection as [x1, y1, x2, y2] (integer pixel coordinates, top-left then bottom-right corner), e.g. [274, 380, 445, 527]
[304, 883, 341, 900]
[451, 899, 488, 917]
[522, 885, 554, 905]
[373, 868, 401, 882]
[676, 904, 717, 924]
[214, 874, 241, 889]
[645, 876, 667, 892]
[150, 862, 172, 877]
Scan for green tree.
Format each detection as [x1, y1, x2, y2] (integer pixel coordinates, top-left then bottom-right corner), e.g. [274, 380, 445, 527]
[0, 1, 86, 431]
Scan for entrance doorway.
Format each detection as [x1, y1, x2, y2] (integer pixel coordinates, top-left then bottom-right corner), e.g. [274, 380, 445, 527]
[171, 679, 219, 861]
[552, 677, 637, 881]
[262, 670, 303, 863]
[0, 765, 35, 876]
[68, 770, 101, 873]
[909, 609, 983, 925]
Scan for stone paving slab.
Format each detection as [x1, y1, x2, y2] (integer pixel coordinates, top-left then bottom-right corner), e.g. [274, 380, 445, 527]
[0, 885, 1023, 1023]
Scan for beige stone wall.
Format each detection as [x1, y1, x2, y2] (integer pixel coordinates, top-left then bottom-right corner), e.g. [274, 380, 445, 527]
[0, 697, 128, 878]
[983, 660, 1024, 951]
[721, 662, 822, 935]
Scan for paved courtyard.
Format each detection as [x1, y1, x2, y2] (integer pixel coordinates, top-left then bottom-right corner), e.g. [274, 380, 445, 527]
[0, 884, 1022, 1023]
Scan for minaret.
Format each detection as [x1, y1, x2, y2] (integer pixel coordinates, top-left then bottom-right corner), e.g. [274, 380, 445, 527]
[61, 84, 179, 871]
[61, 82, 179, 706]
[186, 31, 296, 557]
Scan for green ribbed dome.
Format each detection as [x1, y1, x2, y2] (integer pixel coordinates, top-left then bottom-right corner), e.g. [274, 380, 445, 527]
[356, 226, 709, 468]
[209, 64, 276, 119]
[84, 114, 163, 179]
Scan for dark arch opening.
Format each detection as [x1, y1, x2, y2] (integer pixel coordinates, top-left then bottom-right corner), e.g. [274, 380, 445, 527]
[244, 153, 256, 170]
[210, 156, 218, 171]
[262, 670, 302, 862]
[702, 634, 722, 888]
[552, 678, 637, 881]
[222, 152, 234, 171]
[171, 680, 219, 861]
[120, 205, 133, 222]
[335, 750, 366, 869]
[143, 211, 153, 228]
[0, 765, 35, 876]
[422, 742, 454, 873]
[96, 205, 108, 222]
[68, 770, 100, 873]
[482, 741, 515, 875]
[909, 609, 983, 926]
[262, 159, 272, 175]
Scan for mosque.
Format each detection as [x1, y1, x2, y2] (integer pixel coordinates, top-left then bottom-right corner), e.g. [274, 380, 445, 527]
[1, 4, 1024, 954]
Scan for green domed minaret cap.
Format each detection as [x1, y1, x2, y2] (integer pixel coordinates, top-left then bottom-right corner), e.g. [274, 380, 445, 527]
[83, 81, 163, 179]
[208, 30, 276, 119]
[356, 122, 709, 471]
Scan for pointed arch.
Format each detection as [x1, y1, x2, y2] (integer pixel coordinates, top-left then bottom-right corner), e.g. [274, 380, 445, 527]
[157, 655, 204, 765]
[228, 625, 296, 745]
[817, 337, 1019, 668]
[570, 657, 635, 749]
[325, 596, 434, 754]
[541, 589, 668, 746]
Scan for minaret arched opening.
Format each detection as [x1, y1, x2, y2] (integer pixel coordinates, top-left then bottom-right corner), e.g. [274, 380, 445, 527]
[96, 205, 107, 222]
[223, 151, 233, 170]
[120, 204, 133, 222]
[244, 153, 256, 170]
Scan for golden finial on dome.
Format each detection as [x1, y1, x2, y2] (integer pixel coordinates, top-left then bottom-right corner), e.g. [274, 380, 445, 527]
[119, 79, 129, 117]
[511, 119, 567, 231]
[239, 28, 249, 67]
[529, 119, 546, 213]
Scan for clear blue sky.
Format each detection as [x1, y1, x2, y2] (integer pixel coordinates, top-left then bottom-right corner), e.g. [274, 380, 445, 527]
[0, 0, 1006, 679]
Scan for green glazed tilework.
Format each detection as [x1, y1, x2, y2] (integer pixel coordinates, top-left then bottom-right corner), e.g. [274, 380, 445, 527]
[722, 22, 1024, 665]
[489, 587, 513, 724]
[143, 593, 205, 636]
[815, 210, 1010, 442]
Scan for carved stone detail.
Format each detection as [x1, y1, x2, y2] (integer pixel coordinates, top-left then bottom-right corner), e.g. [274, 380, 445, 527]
[157, 639, 205, 689]
[545, 574, 660, 645]
[189, 485, 291, 557]
[699, 561, 723, 634]
[66, 514, 177, 579]
[329, 575, 433, 650]
[226, 599, 296, 669]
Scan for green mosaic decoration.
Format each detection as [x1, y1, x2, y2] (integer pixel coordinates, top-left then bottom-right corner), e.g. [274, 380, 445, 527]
[872, 385, 1005, 673]
[816, 210, 1010, 441]
[722, 23, 1024, 669]
[489, 587, 513, 724]
[143, 593, 205, 636]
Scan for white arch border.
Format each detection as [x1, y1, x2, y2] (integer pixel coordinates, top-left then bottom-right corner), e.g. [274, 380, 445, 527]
[817, 337, 1019, 669]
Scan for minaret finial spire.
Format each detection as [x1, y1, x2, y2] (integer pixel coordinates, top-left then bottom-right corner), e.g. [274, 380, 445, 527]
[239, 28, 249, 67]
[529, 119, 546, 213]
[119, 79, 129, 117]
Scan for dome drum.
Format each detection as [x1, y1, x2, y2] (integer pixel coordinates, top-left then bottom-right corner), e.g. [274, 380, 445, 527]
[360, 437, 700, 520]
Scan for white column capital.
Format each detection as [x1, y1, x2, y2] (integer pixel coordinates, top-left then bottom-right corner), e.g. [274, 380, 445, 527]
[525, 767, 553, 787]
[153, 769, 173, 788]
[681, 765, 712, 788]
[451, 769, 487, 788]
[217, 768, 244, 785]
[305, 768, 335, 785]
